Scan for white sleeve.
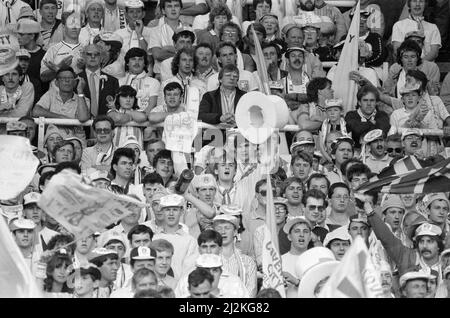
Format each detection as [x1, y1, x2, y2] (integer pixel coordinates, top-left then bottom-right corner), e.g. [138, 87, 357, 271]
[148, 78, 161, 97]
[148, 26, 162, 49]
[391, 21, 404, 43]
[428, 24, 442, 46]
[195, 0, 206, 4]
[40, 47, 54, 75]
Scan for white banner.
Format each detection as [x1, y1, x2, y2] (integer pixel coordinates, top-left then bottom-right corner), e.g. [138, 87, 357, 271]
[318, 236, 384, 298]
[38, 170, 146, 238]
[0, 136, 39, 200]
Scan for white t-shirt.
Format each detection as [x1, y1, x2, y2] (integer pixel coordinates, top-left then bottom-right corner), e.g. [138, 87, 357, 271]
[391, 18, 441, 59]
[119, 72, 160, 111]
[79, 25, 101, 46]
[159, 57, 174, 83]
[40, 41, 84, 76]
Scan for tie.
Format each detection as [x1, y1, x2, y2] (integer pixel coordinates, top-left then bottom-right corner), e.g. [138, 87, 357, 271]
[89, 72, 98, 117]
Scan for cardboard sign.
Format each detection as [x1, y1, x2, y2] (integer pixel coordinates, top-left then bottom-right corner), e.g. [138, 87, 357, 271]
[0, 136, 39, 201]
[162, 112, 198, 153]
[38, 170, 145, 238]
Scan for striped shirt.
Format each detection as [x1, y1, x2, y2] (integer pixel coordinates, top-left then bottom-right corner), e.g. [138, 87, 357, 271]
[221, 249, 258, 297]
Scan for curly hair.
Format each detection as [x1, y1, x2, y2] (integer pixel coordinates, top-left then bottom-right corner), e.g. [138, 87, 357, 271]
[306, 78, 332, 103]
[171, 47, 194, 76]
[208, 3, 232, 30]
[124, 47, 149, 73]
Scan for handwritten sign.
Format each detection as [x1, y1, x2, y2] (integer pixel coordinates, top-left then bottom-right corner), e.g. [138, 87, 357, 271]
[38, 170, 145, 238]
[162, 112, 198, 153]
[0, 136, 39, 201]
[262, 225, 286, 297]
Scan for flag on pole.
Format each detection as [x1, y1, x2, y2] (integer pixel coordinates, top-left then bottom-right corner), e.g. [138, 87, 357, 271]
[331, 0, 360, 113]
[0, 216, 42, 298]
[318, 236, 384, 298]
[261, 175, 286, 297]
[356, 157, 450, 194]
[252, 27, 270, 95]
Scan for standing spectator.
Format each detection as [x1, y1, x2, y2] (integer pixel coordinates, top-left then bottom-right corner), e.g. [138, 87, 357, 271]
[40, 11, 84, 83]
[79, 44, 120, 118]
[16, 49, 42, 105]
[153, 194, 199, 280]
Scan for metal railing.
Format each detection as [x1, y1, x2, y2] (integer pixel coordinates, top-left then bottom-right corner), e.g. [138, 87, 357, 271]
[0, 116, 445, 153]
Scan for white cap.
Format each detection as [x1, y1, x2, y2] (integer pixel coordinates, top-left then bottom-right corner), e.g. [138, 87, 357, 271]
[99, 32, 123, 44]
[324, 99, 343, 109]
[401, 128, 423, 140]
[218, 204, 243, 216]
[191, 174, 217, 189]
[414, 223, 442, 240]
[399, 271, 433, 288]
[9, 218, 36, 231]
[196, 254, 222, 268]
[323, 226, 352, 248]
[213, 214, 240, 229]
[159, 194, 185, 208]
[120, 135, 142, 151]
[363, 129, 384, 144]
[283, 216, 311, 234]
[88, 247, 118, 262]
[89, 170, 110, 182]
[23, 192, 41, 206]
[98, 230, 127, 250]
[130, 246, 156, 260]
[124, 0, 144, 8]
[422, 193, 449, 209]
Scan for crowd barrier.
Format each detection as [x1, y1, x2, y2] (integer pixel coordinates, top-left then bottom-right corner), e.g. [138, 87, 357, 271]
[0, 117, 444, 153]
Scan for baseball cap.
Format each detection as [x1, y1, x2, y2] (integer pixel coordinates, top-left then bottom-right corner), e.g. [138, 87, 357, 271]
[405, 30, 425, 40]
[349, 214, 370, 227]
[284, 46, 307, 58]
[323, 225, 352, 248]
[16, 49, 31, 59]
[401, 128, 423, 140]
[159, 194, 185, 208]
[191, 174, 217, 190]
[399, 271, 433, 288]
[290, 140, 315, 154]
[23, 192, 41, 206]
[6, 121, 27, 132]
[9, 218, 36, 232]
[196, 254, 222, 268]
[213, 214, 240, 229]
[380, 194, 405, 213]
[283, 216, 312, 234]
[324, 99, 343, 109]
[130, 246, 156, 260]
[413, 223, 442, 240]
[88, 247, 118, 263]
[363, 129, 384, 144]
[98, 230, 127, 250]
[124, 0, 144, 8]
[422, 193, 449, 209]
[219, 204, 242, 216]
[120, 135, 142, 152]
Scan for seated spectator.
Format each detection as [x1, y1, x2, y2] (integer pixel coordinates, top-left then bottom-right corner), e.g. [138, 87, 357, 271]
[108, 85, 147, 148]
[33, 67, 90, 143]
[199, 64, 245, 125]
[51, 140, 76, 164]
[391, 0, 441, 61]
[149, 82, 186, 125]
[16, 49, 42, 105]
[119, 47, 160, 112]
[0, 59, 34, 119]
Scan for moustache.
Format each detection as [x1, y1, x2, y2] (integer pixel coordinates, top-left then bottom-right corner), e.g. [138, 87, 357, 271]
[420, 248, 432, 254]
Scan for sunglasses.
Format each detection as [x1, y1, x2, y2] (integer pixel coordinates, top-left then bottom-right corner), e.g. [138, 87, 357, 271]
[96, 128, 111, 134]
[307, 205, 325, 212]
[259, 190, 277, 197]
[386, 147, 402, 153]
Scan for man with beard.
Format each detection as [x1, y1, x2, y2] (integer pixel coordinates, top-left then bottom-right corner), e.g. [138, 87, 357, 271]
[281, 46, 310, 110]
[88, 248, 120, 297]
[362, 129, 392, 174]
[193, 42, 216, 99]
[281, 216, 313, 298]
[362, 195, 446, 284]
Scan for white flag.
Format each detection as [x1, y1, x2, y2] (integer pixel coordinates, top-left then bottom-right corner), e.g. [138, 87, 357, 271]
[331, 0, 360, 113]
[318, 236, 384, 298]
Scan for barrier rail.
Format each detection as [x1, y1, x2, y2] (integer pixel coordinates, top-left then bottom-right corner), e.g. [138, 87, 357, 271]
[0, 117, 445, 153]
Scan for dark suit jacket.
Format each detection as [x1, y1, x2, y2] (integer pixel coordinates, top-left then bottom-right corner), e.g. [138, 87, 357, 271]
[198, 87, 246, 125]
[79, 70, 119, 116]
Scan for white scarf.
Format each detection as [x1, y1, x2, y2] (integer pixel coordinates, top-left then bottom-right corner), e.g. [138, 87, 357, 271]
[396, 69, 407, 98]
[0, 85, 22, 111]
[357, 108, 377, 124]
[320, 117, 348, 146]
[416, 251, 442, 284]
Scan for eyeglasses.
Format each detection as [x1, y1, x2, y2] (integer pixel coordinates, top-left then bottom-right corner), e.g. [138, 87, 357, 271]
[386, 147, 402, 153]
[96, 128, 111, 134]
[223, 31, 237, 37]
[332, 195, 350, 200]
[404, 136, 421, 142]
[307, 205, 325, 212]
[259, 190, 277, 197]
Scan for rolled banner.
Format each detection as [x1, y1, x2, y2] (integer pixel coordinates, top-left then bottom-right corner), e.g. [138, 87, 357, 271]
[395, 127, 443, 137]
[235, 91, 290, 145]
